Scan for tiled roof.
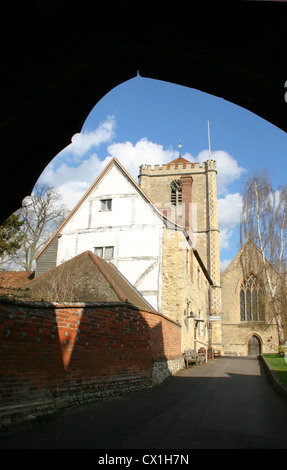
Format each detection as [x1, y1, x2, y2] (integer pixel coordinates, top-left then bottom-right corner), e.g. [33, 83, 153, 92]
[25, 251, 155, 311]
[166, 157, 194, 169]
[0, 271, 34, 288]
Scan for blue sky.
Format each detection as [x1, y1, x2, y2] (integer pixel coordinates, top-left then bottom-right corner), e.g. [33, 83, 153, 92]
[39, 76, 287, 270]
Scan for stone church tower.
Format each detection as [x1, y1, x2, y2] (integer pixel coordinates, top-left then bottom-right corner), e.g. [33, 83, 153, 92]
[138, 153, 221, 317]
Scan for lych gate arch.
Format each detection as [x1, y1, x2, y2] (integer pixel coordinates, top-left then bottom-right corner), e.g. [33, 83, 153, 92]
[1, 3, 287, 223]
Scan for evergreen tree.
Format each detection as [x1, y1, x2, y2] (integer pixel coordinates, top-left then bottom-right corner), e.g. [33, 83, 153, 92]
[0, 214, 24, 269]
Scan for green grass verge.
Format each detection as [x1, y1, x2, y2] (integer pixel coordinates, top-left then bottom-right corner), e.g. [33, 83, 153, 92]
[262, 353, 287, 387]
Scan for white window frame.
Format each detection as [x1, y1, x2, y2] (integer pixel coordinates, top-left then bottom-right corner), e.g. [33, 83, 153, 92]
[100, 198, 112, 211]
[94, 246, 114, 260]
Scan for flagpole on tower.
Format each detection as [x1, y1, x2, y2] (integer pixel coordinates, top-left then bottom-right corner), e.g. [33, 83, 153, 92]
[207, 120, 211, 161]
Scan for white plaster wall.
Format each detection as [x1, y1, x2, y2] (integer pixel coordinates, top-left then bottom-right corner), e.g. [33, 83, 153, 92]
[57, 162, 165, 311]
[66, 203, 89, 231]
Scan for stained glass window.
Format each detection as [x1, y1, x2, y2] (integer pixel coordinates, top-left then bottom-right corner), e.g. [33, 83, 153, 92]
[240, 273, 264, 322]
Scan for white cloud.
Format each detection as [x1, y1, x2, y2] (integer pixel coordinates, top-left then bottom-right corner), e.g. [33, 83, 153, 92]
[39, 116, 116, 209]
[191, 149, 246, 196]
[56, 181, 90, 211]
[218, 192, 242, 231]
[50, 115, 116, 166]
[217, 192, 242, 251]
[68, 116, 116, 157]
[107, 138, 177, 181]
[42, 153, 101, 187]
[220, 228, 234, 250]
[40, 154, 111, 209]
[69, 115, 115, 157]
[107, 141, 246, 197]
[40, 137, 177, 209]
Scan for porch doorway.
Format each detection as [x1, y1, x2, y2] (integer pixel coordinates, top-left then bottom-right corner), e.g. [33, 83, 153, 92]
[248, 335, 261, 356]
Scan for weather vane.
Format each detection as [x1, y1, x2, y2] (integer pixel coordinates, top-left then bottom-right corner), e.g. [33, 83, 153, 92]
[178, 139, 182, 158]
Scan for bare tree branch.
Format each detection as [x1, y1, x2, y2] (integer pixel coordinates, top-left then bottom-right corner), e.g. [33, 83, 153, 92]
[240, 170, 286, 345]
[8, 183, 68, 271]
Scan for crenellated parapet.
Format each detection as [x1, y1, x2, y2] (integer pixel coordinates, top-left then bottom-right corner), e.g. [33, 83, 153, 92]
[139, 159, 216, 176]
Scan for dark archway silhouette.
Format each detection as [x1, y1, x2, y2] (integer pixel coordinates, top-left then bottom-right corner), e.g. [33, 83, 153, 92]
[1, 3, 287, 222]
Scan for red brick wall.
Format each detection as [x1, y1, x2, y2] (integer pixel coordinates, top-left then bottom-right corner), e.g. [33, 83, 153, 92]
[143, 311, 182, 362]
[0, 300, 181, 415]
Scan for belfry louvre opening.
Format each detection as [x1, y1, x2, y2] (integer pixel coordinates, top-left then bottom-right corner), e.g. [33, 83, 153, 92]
[170, 179, 182, 206]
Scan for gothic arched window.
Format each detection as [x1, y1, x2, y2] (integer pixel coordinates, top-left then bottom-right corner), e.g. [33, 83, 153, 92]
[240, 273, 264, 322]
[170, 179, 182, 206]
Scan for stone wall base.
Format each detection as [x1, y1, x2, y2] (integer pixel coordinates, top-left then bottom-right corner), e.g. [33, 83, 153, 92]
[151, 357, 185, 385]
[0, 376, 150, 430]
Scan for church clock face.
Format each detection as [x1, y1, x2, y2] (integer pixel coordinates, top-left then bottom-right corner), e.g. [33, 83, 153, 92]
[170, 179, 182, 191]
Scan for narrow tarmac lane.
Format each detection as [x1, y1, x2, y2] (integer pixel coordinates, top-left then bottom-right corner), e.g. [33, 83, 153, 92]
[1, 357, 287, 449]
